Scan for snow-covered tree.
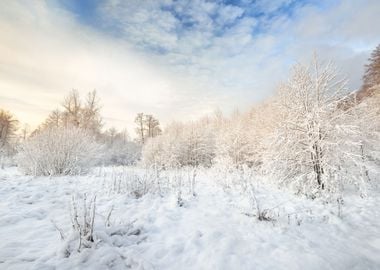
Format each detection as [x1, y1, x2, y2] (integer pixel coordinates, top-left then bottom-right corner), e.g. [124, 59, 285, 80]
[352, 85, 380, 166]
[144, 114, 162, 139]
[42, 90, 103, 136]
[134, 113, 162, 144]
[362, 44, 380, 92]
[134, 113, 146, 145]
[180, 119, 215, 167]
[17, 126, 100, 176]
[246, 99, 281, 169]
[80, 90, 103, 135]
[142, 118, 215, 169]
[142, 122, 187, 169]
[264, 57, 368, 196]
[214, 112, 253, 168]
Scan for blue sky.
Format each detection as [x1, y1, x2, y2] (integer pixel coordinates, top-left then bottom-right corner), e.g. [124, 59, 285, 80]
[56, 0, 321, 53]
[0, 0, 380, 132]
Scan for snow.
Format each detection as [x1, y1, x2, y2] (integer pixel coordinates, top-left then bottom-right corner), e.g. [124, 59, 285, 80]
[1, 166, 380, 270]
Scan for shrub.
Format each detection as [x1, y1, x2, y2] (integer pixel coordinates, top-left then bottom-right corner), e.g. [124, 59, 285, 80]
[17, 126, 99, 176]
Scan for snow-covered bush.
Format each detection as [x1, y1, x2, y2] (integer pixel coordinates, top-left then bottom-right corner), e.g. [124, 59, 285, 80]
[99, 128, 141, 166]
[141, 135, 168, 169]
[214, 113, 254, 168]
[17, 126, 100, 176]
[0, 147, 16, 169]
[142, 120, 215, 169]
[101, 140, 141, 166]
[180, 120, 215, 167]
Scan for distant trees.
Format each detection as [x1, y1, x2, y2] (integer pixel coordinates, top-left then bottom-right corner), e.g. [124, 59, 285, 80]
[100, 128, 141, 165]
[362, 44, 380, 93]
[0, 109, 18, 147]
[349, 44, 380, 178]
[134, 113, 161, 144]
[15, 89, 142, 173]
[181, 119, 215, 167]
[42, 90, 102, 136]
[44, 109, 62, 129]
[354, 81, 380, 167]
[144, 114, 162, 139]
[142, 119, 215, 169]
[134, 113, 145, 144]
[139, 49, 380, 198]
[352, 44, 380, 103]
[214, 112, 253, 168]
[4, 46, 379, 198]
[246, 100, 280, 168]
[0, 109, 18, 156]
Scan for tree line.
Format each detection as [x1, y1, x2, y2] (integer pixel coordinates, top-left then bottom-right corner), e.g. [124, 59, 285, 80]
[141, 46, 380, 197]
[0, 89, 162, 169]
[0, 44, 379, 198]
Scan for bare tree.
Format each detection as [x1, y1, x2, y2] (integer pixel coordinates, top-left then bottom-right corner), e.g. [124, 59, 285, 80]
[62, 89, 82, 127]
[0, 109, 18, 152]
[81, 90, 103, 135]
[134, 113, 162, 144]
[135, 113, 146, 144]
[40, 90, 102, 136]
[20, 123, 30, 141]
[43, 109, 62, 129]
[144, 114, 162, 138]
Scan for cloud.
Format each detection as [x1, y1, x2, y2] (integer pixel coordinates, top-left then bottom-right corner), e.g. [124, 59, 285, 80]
[97, 0, 380, 100]
[0, 0, 379, 135]
[0, 1, 208, 130]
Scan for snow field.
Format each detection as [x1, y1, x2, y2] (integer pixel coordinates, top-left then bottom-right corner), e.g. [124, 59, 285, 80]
[0, 167, 380, 270]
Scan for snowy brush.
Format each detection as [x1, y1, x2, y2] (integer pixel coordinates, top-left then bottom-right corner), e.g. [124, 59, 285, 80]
[70, 193, 97, 252]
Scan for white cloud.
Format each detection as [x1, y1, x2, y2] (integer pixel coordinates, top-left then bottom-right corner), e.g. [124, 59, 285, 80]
[0, 0, 379, 135]
[0, 1, 212, 131]
[98, 0, 380, 104]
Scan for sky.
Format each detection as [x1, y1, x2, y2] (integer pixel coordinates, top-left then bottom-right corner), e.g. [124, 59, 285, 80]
[1, 0, 380, 134]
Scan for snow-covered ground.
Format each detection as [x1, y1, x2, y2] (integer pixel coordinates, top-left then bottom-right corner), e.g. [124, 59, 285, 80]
[1, 166, 380, 270]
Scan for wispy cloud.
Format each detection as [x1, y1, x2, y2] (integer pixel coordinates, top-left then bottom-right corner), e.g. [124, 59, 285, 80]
[94, 0, 380, 99]
[0, 0, 379, 133]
